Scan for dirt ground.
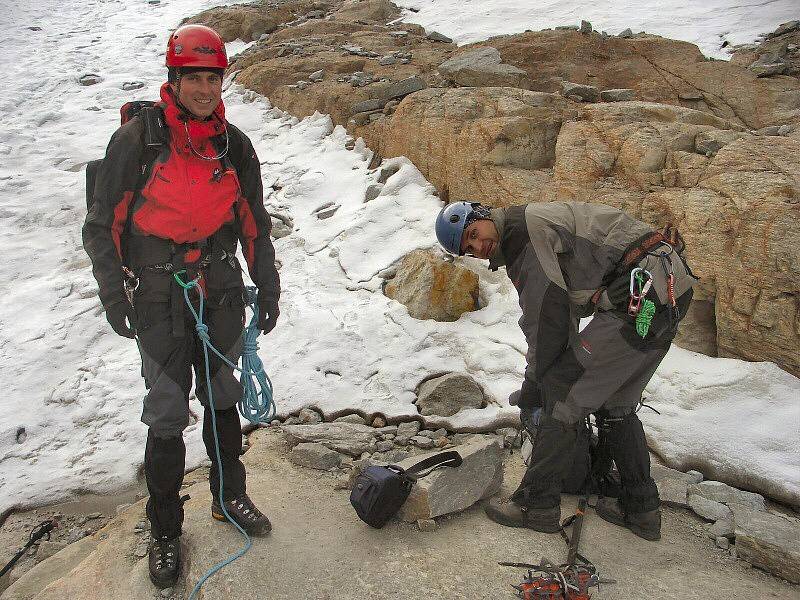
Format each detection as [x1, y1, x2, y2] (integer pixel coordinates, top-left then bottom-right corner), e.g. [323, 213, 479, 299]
[2, 427, 798, 600]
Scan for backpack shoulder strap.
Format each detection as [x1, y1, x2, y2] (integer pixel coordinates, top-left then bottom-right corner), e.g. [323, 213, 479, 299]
[391, 450, 463, 481]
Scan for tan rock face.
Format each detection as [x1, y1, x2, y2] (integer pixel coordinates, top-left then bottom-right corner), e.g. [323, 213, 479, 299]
[377, 87, 576, 203]
[230, 19, 453, 125]
[479, 31, 800, 129]
[384, 250, 479, 322]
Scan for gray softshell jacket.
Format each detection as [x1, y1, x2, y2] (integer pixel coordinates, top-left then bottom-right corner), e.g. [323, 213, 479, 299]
[488, 201, 689, 390]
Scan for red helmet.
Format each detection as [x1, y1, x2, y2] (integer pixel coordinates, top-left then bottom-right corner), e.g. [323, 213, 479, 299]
[165, 24, 228, 69]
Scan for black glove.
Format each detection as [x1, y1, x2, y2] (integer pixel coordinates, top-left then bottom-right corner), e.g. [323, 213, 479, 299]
[591, 272, 631, 311]
[258, 299, 279, 334]
[105, 301, 136, 339]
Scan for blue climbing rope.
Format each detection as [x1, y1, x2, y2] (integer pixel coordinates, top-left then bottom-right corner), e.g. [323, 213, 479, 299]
[172, 272, 275, 600]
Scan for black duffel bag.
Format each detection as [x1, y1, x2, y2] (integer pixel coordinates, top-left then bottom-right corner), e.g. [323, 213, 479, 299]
[350, 450, 462, 528]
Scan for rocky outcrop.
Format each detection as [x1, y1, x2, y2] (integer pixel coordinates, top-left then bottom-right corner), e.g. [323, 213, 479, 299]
[376, 87, 576, 203]
[383, 250, 479, 321]
[183, 0, 331, 42]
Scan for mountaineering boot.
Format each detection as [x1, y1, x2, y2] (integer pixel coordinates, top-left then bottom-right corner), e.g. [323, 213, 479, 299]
[484, 497, 561, 533]
[149, 534, 181, 589]
[212, 493, 272, 536]
[595, 497, 661, 541]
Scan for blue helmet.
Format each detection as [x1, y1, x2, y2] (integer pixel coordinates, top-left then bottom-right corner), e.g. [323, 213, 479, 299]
[435, 201, 487, 255]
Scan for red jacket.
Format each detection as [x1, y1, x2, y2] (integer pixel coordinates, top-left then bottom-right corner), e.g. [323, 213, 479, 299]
[83, 84, 280, 307]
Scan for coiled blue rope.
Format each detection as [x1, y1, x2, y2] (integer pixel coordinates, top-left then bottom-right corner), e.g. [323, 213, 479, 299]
[172, 272, 275, 600]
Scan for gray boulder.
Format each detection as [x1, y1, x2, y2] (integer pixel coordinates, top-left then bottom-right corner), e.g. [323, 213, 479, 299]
[734, 508, 800, 584]
[688, 494, 732, 521]
[749, 52, 788, 77]
[395, 420, 422, 444]
[416, 373, 484, 417]
[438, 47, 527, 87]
[290, 442, 343, 470]
[688, 480, 767, 511]
[282, 422, 378, 457]
[427, 31, 453, 43]
[561, 81, 599, 102]
[600, 88, 635, 102]
[397, 437, 504, 521]
[377, 76, 426, 101]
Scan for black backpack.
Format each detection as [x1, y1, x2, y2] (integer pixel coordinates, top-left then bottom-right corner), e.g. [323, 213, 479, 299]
[85, 101, 168, 213]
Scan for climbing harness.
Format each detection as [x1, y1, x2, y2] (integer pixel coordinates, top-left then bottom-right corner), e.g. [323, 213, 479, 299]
[500, 498, 614, 599]
[1, 519, 58, 578]
[171, 271, 275, 599]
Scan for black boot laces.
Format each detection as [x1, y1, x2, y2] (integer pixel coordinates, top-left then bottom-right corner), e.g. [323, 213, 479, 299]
[153, 536, 178, 570]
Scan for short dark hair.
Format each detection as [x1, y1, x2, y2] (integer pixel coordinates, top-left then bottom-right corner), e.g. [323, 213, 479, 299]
[168, 66, 225, 83]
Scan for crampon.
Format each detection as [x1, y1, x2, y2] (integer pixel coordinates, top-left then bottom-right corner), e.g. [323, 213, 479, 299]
[499, 498, 614, 599]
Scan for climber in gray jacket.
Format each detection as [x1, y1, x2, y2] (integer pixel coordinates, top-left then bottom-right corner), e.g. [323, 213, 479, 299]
[435, 200, 696, 540]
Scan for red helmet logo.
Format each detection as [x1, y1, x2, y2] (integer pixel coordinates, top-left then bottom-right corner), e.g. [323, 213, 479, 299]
[166, 25, 227, 69]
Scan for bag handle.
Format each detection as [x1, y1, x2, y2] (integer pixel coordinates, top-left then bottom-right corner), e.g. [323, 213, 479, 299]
[390, 450, 462, 481]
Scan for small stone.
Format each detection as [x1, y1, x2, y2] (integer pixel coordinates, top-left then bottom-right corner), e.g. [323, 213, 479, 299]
[133, 542, 148, 558]
[306, 10, 325, 19]
[686, 470, 704, 483]
[688, 494, 732, 521]
[372, 416, 387, 428]
[435, 437, 450, 448]
[395, 421, 422, 442]
[380, 433, 396, 441]
[87, 512, 103, 520]
[600, 88, 635, 102]
[79, 74, 102, 86]
[297, 80, 309, 90]
[579, 20, 592, 34]
[334, 414, 368, 425]
[161, 588, 174, 598]
[259, 33, 270, 42]
[376, 440, 395, 452]
[618, 28, 633, 38]
[66, 528, 87, 544]
[707, 518, 735, 539]
[299, 408, 323, 424]
[77, 516, 89, 526]
[270, 419, 282, 426]
[417, 519, 437, 531]
[291, 442, 343, 470]
[777, 125, 795, 136]
[121, 81, 145, 91]
[351, 99, 385, 114]
[388, 31, 408, 38]
[716, 536, 730, 550]
[410, 435, 435, 449]
[399, 58, 410, 64]
[379, 55, 398, 66]
[561, 81, 599, 102]
[729, 545, 738, 558]
[309, 69, 324, 82]
[427, 31, 453, 43]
